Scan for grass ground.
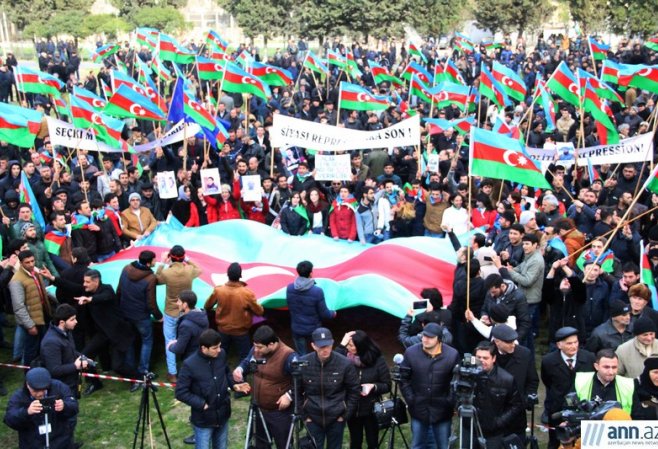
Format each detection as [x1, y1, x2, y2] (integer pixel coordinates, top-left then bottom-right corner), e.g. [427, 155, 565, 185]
[0, 307, 550, 448]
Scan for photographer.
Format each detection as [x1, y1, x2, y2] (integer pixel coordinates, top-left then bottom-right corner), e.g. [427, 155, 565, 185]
[4, 367, 79, 449]
[232, 325, 297, 449]
[299, 327, 360, 449]
[472, 341, 525, 449]
[400, 322, 459, 449]
[336, 330, 391, 449]
[40, 303, 102, 397]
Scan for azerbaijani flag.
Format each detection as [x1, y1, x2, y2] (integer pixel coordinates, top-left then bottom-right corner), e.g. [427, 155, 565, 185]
[444, 59, 465, 84]
[588, 36, 610, 61]
[547, 61, 580, 107]
[618, 64, 658, 94]
[70, 95, 97, 129]
[338, 82, 389, 111]
[104, 84, 166, 121]
[327, 49, 347, 69]
[577, 68, 623, 104]
[469, 127, 550, 189]
[481, 39, 503, 53]
[251, 61, 293, 86]
[424, 117, 474, 135]
[92, 43, 120, 63]
[19, 171, 45, 229]
[492, 61, 527, 102]
[73, 86, 107, 110]
[368, 60, 404, 87]
[222, 62, 271, 101]
[206, 30, 229, 53]
[100, 79, 112, 100]
[135, 27, 158, 50]
[15, 65, 64, 97]
[151, 53, 173, 82]
[410, 75, 436, 104]
[640, 241, 658, 310]
[479, 63, 510, 108]
[303, 51, 329, 75]
[409, 42, 427, 63]
[434, 81, 470, 110]
[344, 47, 362, 77]
[0, 104, 41, 148]
[583, 80, 618, 144]
[535, 81, 556, 132]
[642, 163, 658, 194]
[44, 230, 69, 256]
[159, 33, 195, 64]
[169, 78, 229, 148]
[401, 60, 433, 84]
[196, 55, 225, 81]
[433, 60, 446, 85]
[454, 33, 474, 54]
[601, 59, 622, 85]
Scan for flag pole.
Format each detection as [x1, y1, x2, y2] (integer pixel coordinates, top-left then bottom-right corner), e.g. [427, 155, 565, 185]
[182, 121, 188, 172]
[588, 38, 599, 78]
[336, 82, 342, 126]
[76, 149, 89, 204]
[524, 107, 534, 146]
[270, 147, 275, 179]
[294, 53, 308, 90]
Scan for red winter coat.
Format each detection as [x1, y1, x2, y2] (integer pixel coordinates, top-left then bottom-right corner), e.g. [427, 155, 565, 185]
[471, 208, 497, 232]
[204, 179, 241, 222]
[329, 204, 357, 240]
[241, 197, 270, 224]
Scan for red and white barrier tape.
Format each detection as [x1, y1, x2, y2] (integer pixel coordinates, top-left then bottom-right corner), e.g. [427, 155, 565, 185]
[0, 362, 176, 388]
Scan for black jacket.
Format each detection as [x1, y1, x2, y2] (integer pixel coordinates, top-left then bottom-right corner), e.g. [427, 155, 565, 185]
[540, 349, 595, 414]
[40, 324, 80, 391]
[335, 346, 391, 418]
[585, 319, 633, 354]
[4, 380, 79, 449]
[481, 280, 531, 343]
[299, 350, 361, 427]
[170, 310, 209, 360]
[495, 345, 539, 409]
[280, 206, 308, 236]
[117, 262, 161, 321]
[473, 365, 525, 438]
[175, 349, 233, 428]
[631, 376, 658, 420]
[400, 342, 459, 423]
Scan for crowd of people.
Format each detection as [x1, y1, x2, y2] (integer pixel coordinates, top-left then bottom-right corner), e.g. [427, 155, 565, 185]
[0, 27, 657, 449]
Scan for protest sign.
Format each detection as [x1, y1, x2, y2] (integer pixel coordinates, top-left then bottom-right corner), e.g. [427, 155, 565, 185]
[271, 114, 420, 151]
[157, 171, 178, 199]
[314, 154, 352, 181]
[201, 168, 221, 195]
[47, 117, 121, 153]
[241, 175, 262, 202]
[133, 120, 202, 153]
[427, 154, 439, 173]
[526, 133, 653, 171]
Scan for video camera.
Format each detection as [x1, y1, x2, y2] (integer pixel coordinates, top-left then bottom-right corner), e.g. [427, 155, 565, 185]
[451, 353, 484, 406]
[552, 392, 621, 443]
[290, 356, 309, 376]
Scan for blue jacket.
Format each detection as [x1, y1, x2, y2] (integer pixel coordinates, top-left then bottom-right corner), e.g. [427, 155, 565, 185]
[40, 324, 79, 391]
[286, 277, 335, 337]
[4, 380, 79, 449]
[117, 262, 161, 321]
[169, 310, 209, 360]
[175, 349, 234, 428]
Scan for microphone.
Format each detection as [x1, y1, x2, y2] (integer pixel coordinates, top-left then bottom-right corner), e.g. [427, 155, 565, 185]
[393, 353, 404, 365]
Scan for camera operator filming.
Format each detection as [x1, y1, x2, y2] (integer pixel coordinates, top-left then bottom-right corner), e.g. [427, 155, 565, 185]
[3, 367, 79, 449]
[232, 325, 298, 449]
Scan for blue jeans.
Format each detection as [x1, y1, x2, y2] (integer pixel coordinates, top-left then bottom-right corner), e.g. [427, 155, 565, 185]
[22, 325, 45, 366]
[292, 334, 310, 356]
[96, 251, 115, 262]
[13, 326, 25, 360]
[307, 419, 346, 449]
[126, 318, 154, 375]
[410, 418, 450, 449]
[163, 314, 179, 375]
[193, 421, 228, 449]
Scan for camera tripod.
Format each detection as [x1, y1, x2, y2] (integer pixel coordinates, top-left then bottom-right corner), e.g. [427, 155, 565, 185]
[42, 405, 52, 449]
[377, 380, 409, 449]
[132, 373, 172, 449]
[285, 370, 316, 449]
[454, 403, 486, 449]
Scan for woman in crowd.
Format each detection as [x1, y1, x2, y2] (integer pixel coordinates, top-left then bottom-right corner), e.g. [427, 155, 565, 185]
[336, 330, 391, 449]
[304, 187, 329, 235]
[280, 192, 309, 236]
[171, 184, 200, 227]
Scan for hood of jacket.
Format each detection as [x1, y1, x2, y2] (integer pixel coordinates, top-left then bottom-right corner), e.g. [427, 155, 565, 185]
[293, 276, 315, 292]
[126, 261, 155, 282]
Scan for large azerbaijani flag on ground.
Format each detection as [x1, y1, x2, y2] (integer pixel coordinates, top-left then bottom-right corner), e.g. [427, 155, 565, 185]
[469, 127, 551, 189]
[94, 220, 463, 317]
